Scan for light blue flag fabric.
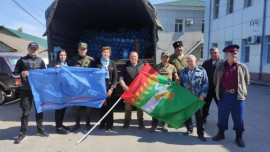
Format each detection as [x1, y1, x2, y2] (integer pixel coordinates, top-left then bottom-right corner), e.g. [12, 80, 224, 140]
[28, 66, 107, 113]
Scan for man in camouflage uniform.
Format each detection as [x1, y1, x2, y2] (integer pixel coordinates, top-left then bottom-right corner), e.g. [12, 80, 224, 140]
[169, 41, 187, 75]
[69, 42, 95, 132]
[149, 51, 179, 133]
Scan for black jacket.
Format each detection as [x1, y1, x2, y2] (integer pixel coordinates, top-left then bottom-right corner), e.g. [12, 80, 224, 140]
[202, 58, 224, 90]
[13, 54, 46, 90]
[120, 60, 144, 86]
[93, 58, 118, 89]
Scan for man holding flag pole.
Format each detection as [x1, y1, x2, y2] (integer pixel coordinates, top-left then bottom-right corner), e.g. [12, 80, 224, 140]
[77, 54, 206, 144]
[149, 51, 179, 133]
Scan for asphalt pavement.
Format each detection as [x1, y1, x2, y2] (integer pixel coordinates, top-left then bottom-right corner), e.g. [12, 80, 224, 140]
[0, 84, 269, 152]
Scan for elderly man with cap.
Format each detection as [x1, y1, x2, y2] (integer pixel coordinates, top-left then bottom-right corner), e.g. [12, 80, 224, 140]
[69, 42, 95, 132]
[169, 41, 188, 75]
[13, 42, 48, 144]
[180, 55, 208, 142]
[201, 47, 224, 123]
[149, 51, 179, 133]
[212, 44, 250, 148]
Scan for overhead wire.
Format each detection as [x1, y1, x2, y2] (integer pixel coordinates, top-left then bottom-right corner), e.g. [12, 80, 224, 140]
[11, 0, 45, 26]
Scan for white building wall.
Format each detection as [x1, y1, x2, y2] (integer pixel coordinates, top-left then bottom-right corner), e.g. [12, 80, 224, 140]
[204, 0, 270, 81]
[155, 6, 204, 63]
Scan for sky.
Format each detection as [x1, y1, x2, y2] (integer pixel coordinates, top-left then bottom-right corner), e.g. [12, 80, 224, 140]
[0, 0, 172, 39]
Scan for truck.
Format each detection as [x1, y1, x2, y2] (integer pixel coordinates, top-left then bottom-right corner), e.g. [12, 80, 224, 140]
[44, 0, 162, 63]
[44, 0, 163, 104]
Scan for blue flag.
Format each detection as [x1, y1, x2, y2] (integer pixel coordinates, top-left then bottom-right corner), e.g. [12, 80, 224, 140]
[28, 66, 107, 113]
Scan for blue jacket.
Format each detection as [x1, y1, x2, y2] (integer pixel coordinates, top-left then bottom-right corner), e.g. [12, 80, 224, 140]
[180, 66, 209, 97]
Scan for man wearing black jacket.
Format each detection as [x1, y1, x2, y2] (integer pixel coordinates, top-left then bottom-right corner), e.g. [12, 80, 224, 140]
[119, 51, 145, 129]
[201, 47, 224, 123]
[13, 42, 48, 144]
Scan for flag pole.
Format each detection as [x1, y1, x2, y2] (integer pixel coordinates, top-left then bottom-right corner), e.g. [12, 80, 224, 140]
[76, 97, 122, 145]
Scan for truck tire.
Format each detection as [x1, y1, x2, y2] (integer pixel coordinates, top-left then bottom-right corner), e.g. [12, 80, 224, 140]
[0, 90, 6, 105]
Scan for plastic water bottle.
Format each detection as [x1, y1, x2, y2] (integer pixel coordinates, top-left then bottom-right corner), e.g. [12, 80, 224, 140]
[123, 48, 128, 59]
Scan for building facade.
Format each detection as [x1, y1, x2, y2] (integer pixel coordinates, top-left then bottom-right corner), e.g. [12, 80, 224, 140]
[154, 0, 205, 64]
[204, 0, 270, 81]
[0, 26, 48, 63]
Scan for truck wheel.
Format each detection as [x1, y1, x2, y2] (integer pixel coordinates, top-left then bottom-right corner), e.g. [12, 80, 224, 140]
[0, 90, 6, 105]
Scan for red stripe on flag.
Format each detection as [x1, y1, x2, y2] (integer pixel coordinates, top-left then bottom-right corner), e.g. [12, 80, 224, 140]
[120, 63, 158, 104]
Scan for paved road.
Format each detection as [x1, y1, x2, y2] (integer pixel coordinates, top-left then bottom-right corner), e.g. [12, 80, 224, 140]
[0, 84, 269, 152]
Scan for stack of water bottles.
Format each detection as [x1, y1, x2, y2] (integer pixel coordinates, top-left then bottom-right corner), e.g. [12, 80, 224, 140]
[79, 28, 153, 59]
[53, 46, 61, 61]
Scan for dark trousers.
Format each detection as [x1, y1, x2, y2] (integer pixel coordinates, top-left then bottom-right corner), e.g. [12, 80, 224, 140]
[100, 98, 114, 129]
[202, 88, 218, 120]
[185, 108, 204, 136]
[100, 80, 115, 129]
[20, 90, 43, 133]
[218, 91, 245, 133]
[73, 106, 93, 125]
[55, 108, 66, 128]
[151, 118, 165, 127]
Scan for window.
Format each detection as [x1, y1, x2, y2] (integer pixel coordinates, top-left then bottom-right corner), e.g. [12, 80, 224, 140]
[227, 0, 234, 14]
[175, 19, 183, 33]
[267, 37, 270, 63]
[201, 19, 204, 33]
[243, 40, 250, 63]
[214, 0, 220, 19]
[200, 46, 204, 59]
[225, 41, 232, 47]
[212, 43, 218, 48]
[244, 0, 252, 8]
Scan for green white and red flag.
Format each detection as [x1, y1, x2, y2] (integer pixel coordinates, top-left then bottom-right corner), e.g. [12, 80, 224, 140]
[120, 63, 205, 129]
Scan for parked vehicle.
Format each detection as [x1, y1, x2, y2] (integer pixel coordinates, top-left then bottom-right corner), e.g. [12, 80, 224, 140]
[44, 0, 163, 110]
[44, 0, 162, 63]
[0, 55, 21, 105]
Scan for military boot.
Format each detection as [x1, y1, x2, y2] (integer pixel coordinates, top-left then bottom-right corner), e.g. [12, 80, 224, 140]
[235, 132, 245, 147]
[70, 118, 81, 132]
[122, 121, 130, 129]
[212, 129, 225, 141]
[138, 118, 145, 129]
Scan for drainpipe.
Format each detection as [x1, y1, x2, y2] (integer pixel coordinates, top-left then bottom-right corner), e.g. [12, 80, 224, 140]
[207, 0, 212, 59]
[259, 0, 267, 81]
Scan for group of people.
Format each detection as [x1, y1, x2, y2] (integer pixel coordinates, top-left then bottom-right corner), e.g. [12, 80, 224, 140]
[13, 41, 250, 148]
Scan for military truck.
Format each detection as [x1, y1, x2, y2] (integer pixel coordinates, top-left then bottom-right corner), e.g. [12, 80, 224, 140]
[44, 0, 163, 64]
[44, 0, 163, 106]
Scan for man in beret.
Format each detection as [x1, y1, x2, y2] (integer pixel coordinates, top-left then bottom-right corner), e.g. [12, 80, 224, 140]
[169, 41, 188, 75]
[212, 44, 250, 148]
[13, 42, 48, 144]
[69, 42, 95, 132]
